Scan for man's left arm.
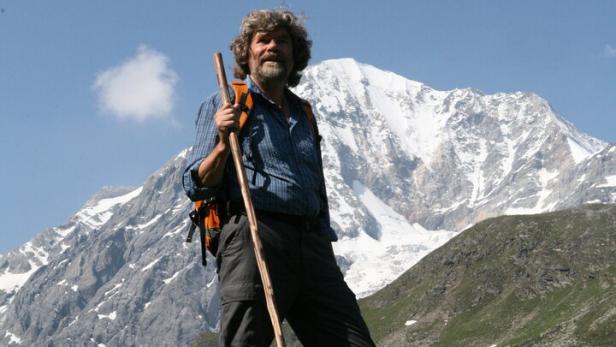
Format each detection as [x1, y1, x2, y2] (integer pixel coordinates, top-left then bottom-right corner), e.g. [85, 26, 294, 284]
[314, 128, 338, 242]
[317, 174, 338, 242]
[300, 97, 338, 241]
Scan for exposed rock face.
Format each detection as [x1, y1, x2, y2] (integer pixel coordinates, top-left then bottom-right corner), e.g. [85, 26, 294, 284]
[1, 151, 215, 347]
[1, 59, 615, 346]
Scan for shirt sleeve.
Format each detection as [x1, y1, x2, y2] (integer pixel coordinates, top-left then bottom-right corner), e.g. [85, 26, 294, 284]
[318, 173, 339, 242]
[182, 93, 222, 201]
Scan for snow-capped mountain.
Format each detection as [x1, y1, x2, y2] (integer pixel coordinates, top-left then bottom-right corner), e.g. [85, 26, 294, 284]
[1, 58, 615, 346]
[299, 59, 608, 231]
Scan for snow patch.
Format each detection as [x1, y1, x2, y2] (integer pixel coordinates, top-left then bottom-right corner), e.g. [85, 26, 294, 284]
[504, 206, 543, 216]
[462, 139, 488, 206]
[206, 274, 217, 289]
[104, 282, 123, 296]
[68, 315, 79, 327]
[577, 173, 587, 183]
[162, 220, 189, 238]
[90, 300, 107, 313]
[434, 200, 467, 213]
[334, 125, 359, 152]
[76, 187, 143, 228]
[4, 331, 22, 344]
[97, 311, 117, 321]
[126, 214, 162, 232]
[366, 79, 443, 168]
[141, 257, 161, 272]
[0, 260, 41, 293]
[89, 338, 107, 347]
[333, 181, 456, 297]
[55, 225, 76, 237]
[171, 200, 189, 214]
[163, 270, 182, 284]
[21, 242, 49, 265]
[567, 137, 592, 164]
[597, 175, 616, 188]
[538, 168, 558, 187]
[177, 148, 190, 159]
[535, 168, 559, 208]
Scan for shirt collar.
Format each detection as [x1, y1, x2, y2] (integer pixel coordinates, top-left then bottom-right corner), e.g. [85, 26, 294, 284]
[246, 75, 301, 108]
[246, 75, 270, 99]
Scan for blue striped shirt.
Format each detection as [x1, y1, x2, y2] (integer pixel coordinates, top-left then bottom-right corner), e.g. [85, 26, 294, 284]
[182, 78, 337, 241]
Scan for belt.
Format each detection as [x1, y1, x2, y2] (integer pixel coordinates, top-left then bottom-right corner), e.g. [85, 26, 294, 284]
[226, 201, 318, 231]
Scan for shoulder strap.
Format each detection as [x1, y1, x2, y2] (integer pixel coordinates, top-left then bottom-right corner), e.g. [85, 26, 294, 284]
[230, 82, 318, 139]
[231, 81, 253, 129]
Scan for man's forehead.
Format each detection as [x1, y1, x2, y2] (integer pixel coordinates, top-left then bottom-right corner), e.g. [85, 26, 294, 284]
[253, 28, 291, 39]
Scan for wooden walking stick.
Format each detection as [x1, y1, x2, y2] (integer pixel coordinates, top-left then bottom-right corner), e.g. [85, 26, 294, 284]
[213, 52, 286, 347]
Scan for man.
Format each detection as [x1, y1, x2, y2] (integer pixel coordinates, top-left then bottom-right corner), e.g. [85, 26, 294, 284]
[183, 9, 375, 347]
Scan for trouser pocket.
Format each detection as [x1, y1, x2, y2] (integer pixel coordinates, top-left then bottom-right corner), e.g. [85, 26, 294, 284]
[217, 214, 263, 303]
[216, 213, 245, 273]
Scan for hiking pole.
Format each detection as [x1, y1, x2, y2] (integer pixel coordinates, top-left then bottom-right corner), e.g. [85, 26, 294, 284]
[213, 52, 286, 347]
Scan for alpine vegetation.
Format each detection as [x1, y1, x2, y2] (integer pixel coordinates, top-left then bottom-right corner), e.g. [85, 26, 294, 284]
[360, 204, 616, 347]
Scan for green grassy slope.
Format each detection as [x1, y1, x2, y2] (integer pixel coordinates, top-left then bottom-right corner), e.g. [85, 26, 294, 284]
[359, 204, 616, 347]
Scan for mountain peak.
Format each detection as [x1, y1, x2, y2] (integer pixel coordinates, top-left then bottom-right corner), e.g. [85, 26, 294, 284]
[308, 58, 425, 93]
[302, 58, 605, 168]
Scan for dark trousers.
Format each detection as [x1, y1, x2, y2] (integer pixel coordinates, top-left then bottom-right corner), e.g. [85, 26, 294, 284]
[216, 212, 376, 347]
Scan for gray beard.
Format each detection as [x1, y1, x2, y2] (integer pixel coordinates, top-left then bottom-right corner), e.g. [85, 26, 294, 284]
[253, 62, 288, 85]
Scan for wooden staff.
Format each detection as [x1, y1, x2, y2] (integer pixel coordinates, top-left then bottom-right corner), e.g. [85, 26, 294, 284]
[213, 52, 286, 347]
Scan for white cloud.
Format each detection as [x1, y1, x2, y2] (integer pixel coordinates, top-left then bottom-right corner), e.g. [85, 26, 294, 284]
[604, 44, 616, 58]
[93, 45, 178, 122]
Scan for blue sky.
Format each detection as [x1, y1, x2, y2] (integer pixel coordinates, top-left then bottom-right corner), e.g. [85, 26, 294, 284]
[1, 0, 615, 252]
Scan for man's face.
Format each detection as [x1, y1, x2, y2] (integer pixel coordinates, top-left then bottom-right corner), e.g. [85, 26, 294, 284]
[248, 28, 294, 85]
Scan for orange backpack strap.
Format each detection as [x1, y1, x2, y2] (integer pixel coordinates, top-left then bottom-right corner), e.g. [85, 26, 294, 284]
[231, 81, 253, 129]
[231, 82, 315, 136]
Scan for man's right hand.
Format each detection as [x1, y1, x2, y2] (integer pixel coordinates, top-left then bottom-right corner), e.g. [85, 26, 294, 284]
[215, 103, 240, 144]
[196, 103, 239, 188]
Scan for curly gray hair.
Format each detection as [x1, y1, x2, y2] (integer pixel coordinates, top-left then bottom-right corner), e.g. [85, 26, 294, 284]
[230, 9, 312, 87]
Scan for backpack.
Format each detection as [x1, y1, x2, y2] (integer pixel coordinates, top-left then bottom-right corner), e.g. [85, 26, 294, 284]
[186, 81, 320, 266]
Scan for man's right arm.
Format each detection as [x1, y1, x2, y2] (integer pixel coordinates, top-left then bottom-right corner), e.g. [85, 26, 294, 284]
[182, 94, 238, 201]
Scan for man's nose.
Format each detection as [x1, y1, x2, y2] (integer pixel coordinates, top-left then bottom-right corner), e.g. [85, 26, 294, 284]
[265, 39, 280, 51]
